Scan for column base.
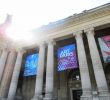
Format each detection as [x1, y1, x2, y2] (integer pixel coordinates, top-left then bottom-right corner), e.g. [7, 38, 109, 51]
[99, 96, 110, 100]
[81, 90, 93, 100]
[92, 91, 99, 100]
[0, 98, 6, 100]
[7, 97, 14, 100]
[31, 98, 42, 100]
[93, 96, 99, 100]
[81, 95, 93, 100]
[43, 93, 54, 100]
[43, 97, 53, 100]
[31, 95, 43, 100]
[31, 98, 39, 100]
[99, 91, 110, 100]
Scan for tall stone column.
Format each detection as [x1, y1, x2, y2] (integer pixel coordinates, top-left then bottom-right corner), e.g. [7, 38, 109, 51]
[85, 28, 110, 100]
[44, 40, 54, 100]
[7, 49, 24, 100]
[0, 49, 2, 57]
[74, 31, 92, 100]
[0, 48, 8, 82]
[32, 42, 46, 100]
[0, 48, 17, 99]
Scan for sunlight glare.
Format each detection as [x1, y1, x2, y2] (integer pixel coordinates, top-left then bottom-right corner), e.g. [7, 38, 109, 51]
[6, 25, 34, 42]
[1, 0, 110, 42]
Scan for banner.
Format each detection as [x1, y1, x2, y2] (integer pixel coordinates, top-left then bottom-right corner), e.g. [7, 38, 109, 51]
[98, 35, 110, 63]
[57, 44, 78, 71]
[24, 54, 39, 76]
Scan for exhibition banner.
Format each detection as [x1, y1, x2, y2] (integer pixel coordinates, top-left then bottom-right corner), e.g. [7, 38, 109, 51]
[98, 35, 110, 63]
[57, 44, 78, 71]
[24, 53, 39, 76]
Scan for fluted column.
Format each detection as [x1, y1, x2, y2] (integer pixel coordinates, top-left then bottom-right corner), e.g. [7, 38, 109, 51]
[44, 40, 54, 100]
[7, 49, 24, 100]
[74, 31, 92, 100]
[0, 48, 8, 82]
[85, 28, 110, 100]
[32, 42, 46, 100]
[0, 48, 17, 99]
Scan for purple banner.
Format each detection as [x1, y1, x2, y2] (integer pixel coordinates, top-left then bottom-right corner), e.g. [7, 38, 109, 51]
[57, 44, 78, 71]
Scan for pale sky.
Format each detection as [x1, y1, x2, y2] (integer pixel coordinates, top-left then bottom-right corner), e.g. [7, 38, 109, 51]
[0, 0, 110, 31]
[0, 0, 109, 80]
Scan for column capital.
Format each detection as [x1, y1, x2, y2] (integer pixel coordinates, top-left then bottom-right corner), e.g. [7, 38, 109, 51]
[17, 48, 26, 54]
[0, 42, 9, 51]
[46, 39, 56, 45]
[0, 46, 16, 52]
[73, 30, 83, 40]
[0, 47, 8, 51]
[3, 41, 16, 52]
[73, 30, 83, 37]
[38, 41, 46, 47]
[84, 27, 95, 35]
[73, 30, 82, 35]
[8, 47, 16, 52]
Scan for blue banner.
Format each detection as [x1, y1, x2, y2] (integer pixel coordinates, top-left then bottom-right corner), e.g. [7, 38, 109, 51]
[24, 53, 39, 76]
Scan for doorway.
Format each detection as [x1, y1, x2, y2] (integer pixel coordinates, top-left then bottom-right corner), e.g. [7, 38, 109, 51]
[70, 89, 82, 100]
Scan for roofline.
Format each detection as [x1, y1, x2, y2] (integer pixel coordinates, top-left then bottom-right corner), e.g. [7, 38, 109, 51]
[32, 2, 110, 32]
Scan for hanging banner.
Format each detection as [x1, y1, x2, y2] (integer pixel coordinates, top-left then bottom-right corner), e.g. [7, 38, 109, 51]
[57, 44, 78, 71]
[24, 53, 39, 76]
[98, 35, 110, 63]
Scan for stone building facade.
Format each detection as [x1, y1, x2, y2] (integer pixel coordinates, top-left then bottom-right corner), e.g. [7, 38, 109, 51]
[0, 3, 110, 100]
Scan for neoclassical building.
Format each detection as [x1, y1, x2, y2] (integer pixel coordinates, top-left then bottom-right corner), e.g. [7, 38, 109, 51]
[0, 3, 110, 100]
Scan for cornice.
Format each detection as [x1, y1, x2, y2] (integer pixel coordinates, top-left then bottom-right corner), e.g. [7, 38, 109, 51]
[33, 3, 110, 34]
[44, 16, 110, 39]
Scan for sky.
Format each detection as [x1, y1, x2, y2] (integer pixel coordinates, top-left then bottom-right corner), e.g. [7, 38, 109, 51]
[0, 0, 110, 31]
[0, 0, 110, 43]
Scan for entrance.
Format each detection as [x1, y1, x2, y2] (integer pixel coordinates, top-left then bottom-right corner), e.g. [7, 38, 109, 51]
[68, 69, 82, 100]
[71, 89, 82, 100]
